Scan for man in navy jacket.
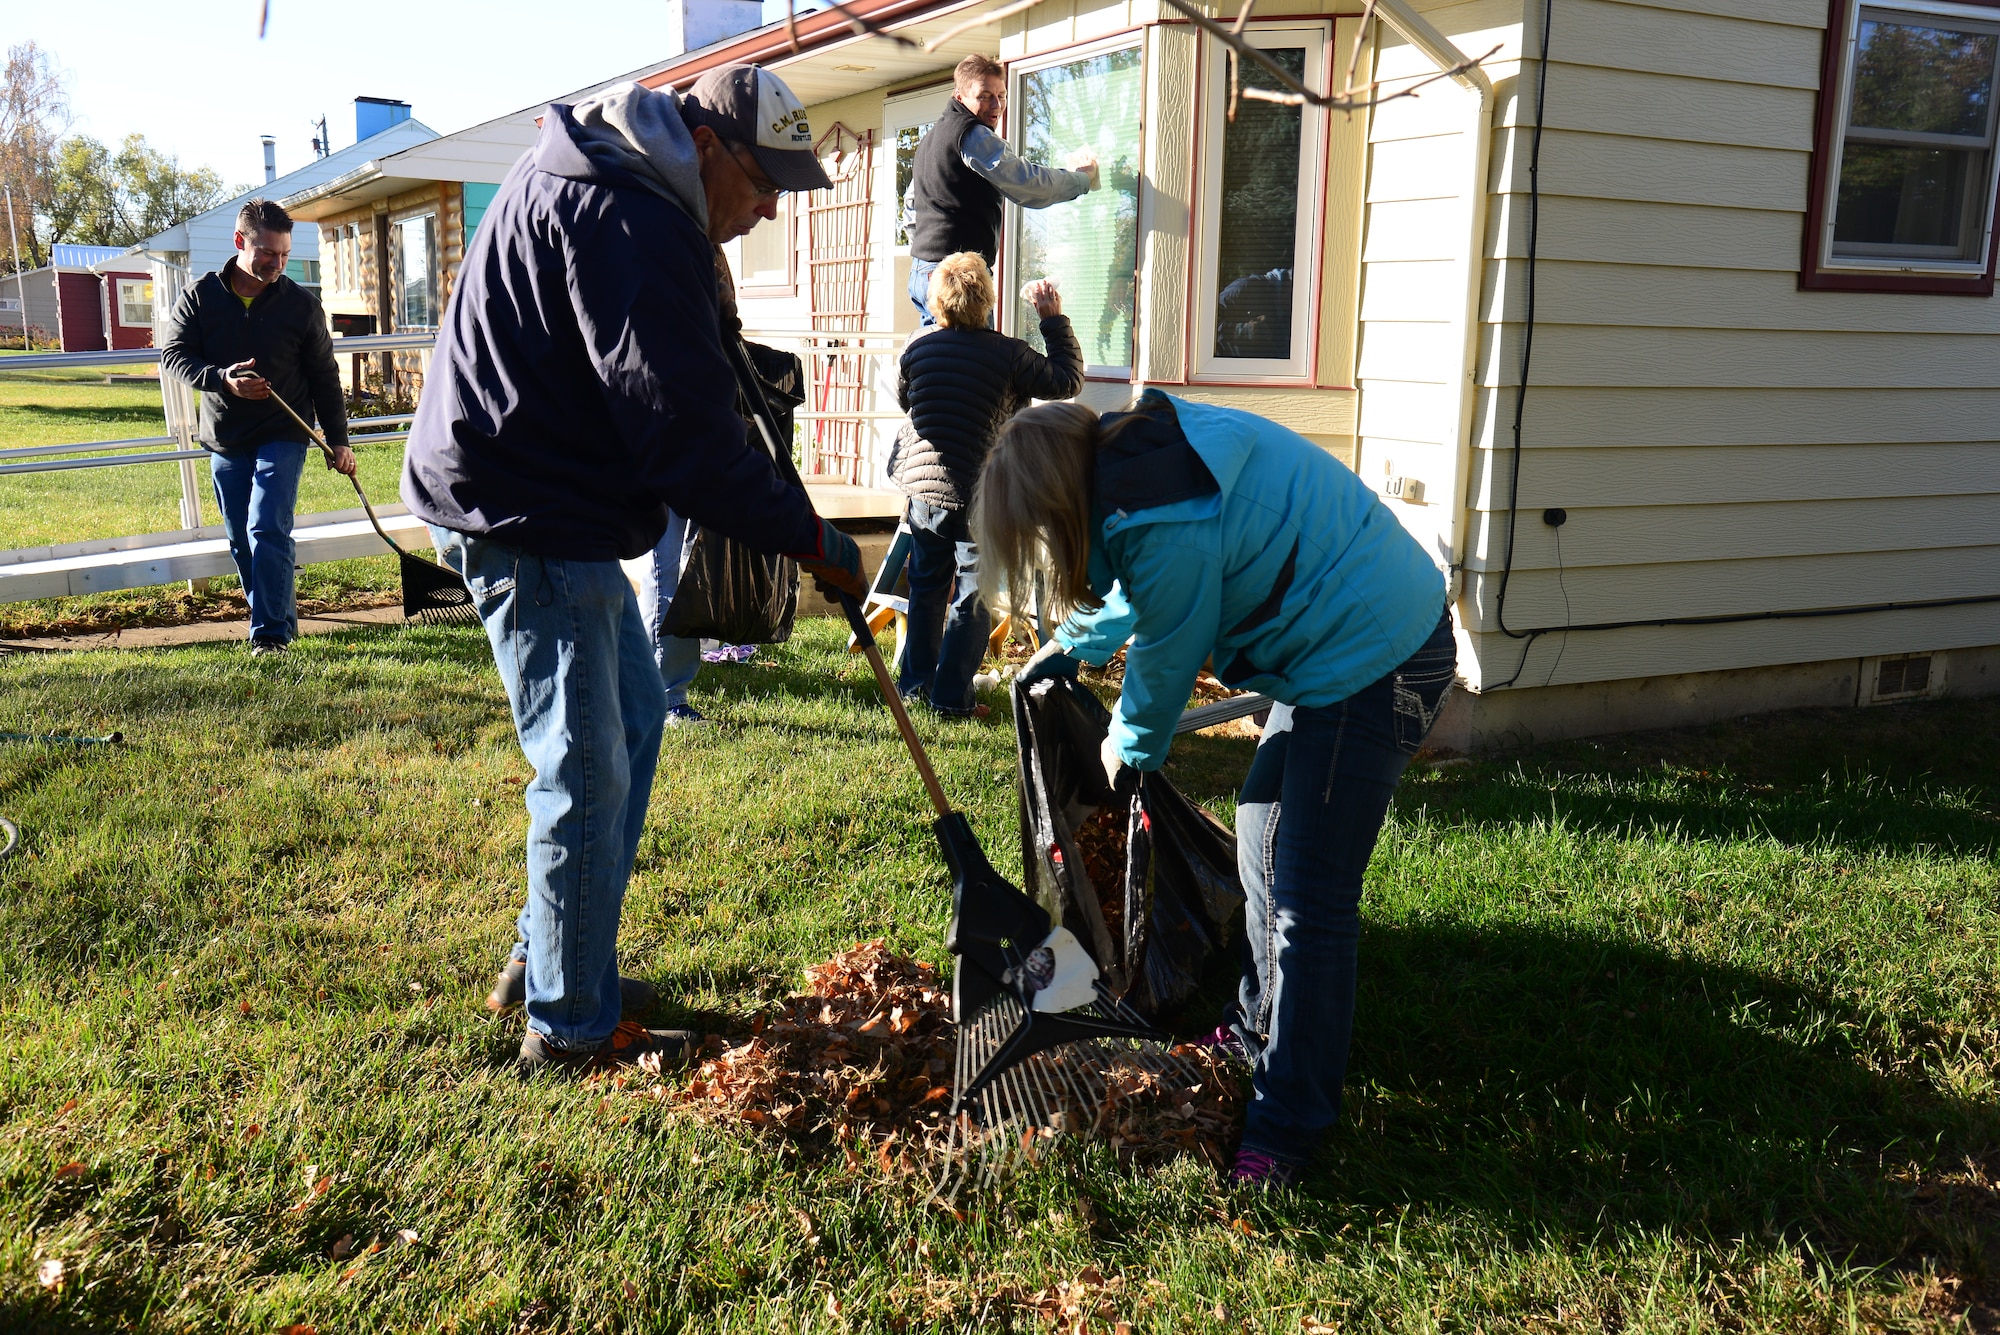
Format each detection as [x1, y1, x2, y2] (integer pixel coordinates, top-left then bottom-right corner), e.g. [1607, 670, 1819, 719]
[403, 66, 865, 1074]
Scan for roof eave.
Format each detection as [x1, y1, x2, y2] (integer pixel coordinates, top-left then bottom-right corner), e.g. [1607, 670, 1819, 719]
[637, 0, 971, 91]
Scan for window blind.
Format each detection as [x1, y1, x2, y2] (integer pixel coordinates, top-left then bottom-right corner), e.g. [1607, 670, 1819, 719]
[1014, 46, 1143, 370]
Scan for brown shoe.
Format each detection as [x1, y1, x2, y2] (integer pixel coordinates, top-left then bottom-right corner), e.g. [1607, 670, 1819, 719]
[485, 959, 660, 1017]
[517, 1020, 695, 1076]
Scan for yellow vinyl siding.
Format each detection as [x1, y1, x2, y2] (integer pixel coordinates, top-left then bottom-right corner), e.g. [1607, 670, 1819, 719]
[1466, 545, 2000, 629]
[1418, 0, 2000, 691]
[1466, 603, 2000, 689]
[1468, 441, 2000, 507]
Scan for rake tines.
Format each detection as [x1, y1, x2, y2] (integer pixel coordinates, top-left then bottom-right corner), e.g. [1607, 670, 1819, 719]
[934, 982, 1205, 1198]
[399, 550, 481, 625]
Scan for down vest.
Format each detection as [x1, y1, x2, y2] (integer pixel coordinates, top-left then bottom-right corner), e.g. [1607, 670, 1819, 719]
[891, 317, 1084, 511]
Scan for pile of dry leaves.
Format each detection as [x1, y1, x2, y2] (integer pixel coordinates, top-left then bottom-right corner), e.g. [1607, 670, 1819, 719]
[623, 940, 1244, 1171]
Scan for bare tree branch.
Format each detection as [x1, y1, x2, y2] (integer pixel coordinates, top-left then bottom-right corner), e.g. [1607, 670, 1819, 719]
[1225, 0, 1256, 123]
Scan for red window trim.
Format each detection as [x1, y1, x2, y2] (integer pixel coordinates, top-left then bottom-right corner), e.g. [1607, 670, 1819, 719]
[1801, 0, 2000, 295]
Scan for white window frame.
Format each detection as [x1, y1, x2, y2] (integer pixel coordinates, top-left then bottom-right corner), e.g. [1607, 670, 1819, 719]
[1818, 0, 2000, 275]
[731, 196, 796, 295]
[885, 84, 951, 254]
[394, 213, 439, 331]
[116, 278, 153, 327]
[1005, 32, 1148, 379]
[1191, 21, 1330, 383]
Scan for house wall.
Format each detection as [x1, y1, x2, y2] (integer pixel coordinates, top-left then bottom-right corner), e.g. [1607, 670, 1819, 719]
[2, 268, 62, 343]
[315, 182, 466, 393]
[731, 0, 1381, 486]
[1416, 0, 2000, 695]
[54, 271, 105, 352]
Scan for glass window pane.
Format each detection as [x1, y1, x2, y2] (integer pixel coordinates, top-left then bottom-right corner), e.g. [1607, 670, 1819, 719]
[1214, 46, 1305, 361]
[1835, 141, 1977, 248]
[1851, 16, 1999, 137]
[896, 123, 929, 247]
[1014, 46, 1143, 370]
[398, 216, 435, 327]
[741, 207, 788, 283]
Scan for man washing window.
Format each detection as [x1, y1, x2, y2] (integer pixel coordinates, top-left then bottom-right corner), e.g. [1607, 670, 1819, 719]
[905, 54, 1100, 327]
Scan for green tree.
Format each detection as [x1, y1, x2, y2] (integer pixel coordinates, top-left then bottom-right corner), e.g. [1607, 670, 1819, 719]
[0, 40, 69, 270]
[42, 132, 233, 248]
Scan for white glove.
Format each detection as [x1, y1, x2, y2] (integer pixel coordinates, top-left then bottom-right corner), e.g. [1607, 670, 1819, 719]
[1100, 734, 1132, 794]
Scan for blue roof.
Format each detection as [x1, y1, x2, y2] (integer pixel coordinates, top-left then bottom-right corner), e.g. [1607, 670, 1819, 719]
[51, 244, 133, 268]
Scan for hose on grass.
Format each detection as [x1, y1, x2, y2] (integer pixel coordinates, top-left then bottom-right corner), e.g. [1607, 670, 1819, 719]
[0, 731, 123, 860]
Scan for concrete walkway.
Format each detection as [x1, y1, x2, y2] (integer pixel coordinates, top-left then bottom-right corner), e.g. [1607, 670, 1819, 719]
[2, 605, 406, 653]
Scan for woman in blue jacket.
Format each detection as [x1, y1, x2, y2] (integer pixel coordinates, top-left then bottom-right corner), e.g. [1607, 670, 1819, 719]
[975, 389, 1456, 1187]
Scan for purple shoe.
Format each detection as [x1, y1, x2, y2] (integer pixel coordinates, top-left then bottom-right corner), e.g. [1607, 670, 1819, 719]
[1229, 1148, 1300, 1189]
[1192, 1023, 1249, 1061]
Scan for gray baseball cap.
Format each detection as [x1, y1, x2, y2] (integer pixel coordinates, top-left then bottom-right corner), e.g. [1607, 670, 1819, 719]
[682, 65, 834, 193]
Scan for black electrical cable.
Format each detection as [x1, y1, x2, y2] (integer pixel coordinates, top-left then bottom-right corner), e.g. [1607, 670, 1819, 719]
[1492, 0, 1555, 647]
[1482, 0, 2000, 691]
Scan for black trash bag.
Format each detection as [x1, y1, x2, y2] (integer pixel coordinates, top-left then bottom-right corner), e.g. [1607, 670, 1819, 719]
[1014, 675, 1246, 1017]
[661, 341, 808, 644]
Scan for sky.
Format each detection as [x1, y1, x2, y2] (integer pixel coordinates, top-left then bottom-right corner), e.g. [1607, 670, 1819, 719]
[12, 0, 701, 191]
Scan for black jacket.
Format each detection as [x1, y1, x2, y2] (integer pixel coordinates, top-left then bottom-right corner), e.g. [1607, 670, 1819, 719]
[401, 103, 820, 563]
[908, 98, 1003, 264]
[892, 316, 1084, 510]
[159, 259, 348, 454]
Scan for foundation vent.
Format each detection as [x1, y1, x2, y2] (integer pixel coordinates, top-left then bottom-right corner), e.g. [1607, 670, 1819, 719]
[1870, 653, 1936, 703]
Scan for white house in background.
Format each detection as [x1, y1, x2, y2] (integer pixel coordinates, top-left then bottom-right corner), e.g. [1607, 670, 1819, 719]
[123, 98, 437, 324]
[613, 0, 2000, 746]
[285, 22, 769, 352]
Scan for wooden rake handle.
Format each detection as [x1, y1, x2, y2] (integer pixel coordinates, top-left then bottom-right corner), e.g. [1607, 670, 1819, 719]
[262, 389, 405, 557]
[837, 592, 954, 820]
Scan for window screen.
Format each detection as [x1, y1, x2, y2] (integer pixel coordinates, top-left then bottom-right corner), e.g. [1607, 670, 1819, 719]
[1832, 9, 2000, 263]
[1013, 45, 1143, 371]
[397, 215, 437, 328]
[1213, 47, 1306, 360]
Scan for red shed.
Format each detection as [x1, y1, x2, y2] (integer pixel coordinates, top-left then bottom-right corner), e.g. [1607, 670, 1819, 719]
[48, 245, 155, 352]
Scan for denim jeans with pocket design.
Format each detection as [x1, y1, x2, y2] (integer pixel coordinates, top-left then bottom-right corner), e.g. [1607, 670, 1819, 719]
[896, 498, 991, 714]
[626, 509, 703, 709]
[432, 526, 668, 1049]
[210, 438, 309, 644]
[1232, 610, 1456, 1163]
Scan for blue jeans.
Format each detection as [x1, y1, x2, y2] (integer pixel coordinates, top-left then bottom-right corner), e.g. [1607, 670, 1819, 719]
[627, 509, 702, 709]
[908, 257, 941, 329]
[431, 526, 668, 1048]
[1232, 611, 1456, 1164]
[896, 499, 990, 714]
[209, 438, 308, 644]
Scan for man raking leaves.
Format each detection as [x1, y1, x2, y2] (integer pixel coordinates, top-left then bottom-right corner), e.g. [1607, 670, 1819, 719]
[402, 67, 867, 1075]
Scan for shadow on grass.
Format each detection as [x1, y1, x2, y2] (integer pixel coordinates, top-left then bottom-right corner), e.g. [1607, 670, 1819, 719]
[1327, 916, 1998, 1271]
[1171, 697, 2000, 856]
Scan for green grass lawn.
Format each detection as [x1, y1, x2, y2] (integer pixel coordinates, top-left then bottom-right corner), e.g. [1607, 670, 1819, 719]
[0, 364, 405, 551]
[1, 364, 407, 636]
[1, 620, 1995, 1332]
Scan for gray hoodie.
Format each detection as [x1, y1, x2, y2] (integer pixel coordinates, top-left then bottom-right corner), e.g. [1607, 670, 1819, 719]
[566, 81, 709, 232]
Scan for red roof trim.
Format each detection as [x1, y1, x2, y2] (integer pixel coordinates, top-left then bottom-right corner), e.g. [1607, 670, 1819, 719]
[636, 0, 971, 90]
